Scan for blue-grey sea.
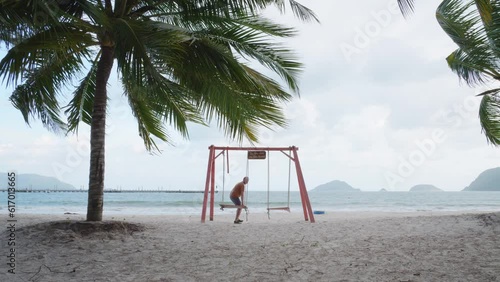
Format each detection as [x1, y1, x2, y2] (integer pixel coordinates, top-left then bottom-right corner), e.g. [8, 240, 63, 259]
[2, 190, 500, 215]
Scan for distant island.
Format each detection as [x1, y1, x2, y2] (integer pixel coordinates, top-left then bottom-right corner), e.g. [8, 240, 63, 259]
[310, 180, 360, 192]
[0, 172, 76, 190]
[409, 184, 443, 192]
[463, 167, 500, 191]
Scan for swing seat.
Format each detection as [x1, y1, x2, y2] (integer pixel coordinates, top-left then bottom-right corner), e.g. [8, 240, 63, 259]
[219, 204, 247, 211]
[267, 207, 290, 212]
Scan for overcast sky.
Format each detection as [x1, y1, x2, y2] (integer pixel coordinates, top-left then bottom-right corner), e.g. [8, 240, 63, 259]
[2, 0, 500, 192]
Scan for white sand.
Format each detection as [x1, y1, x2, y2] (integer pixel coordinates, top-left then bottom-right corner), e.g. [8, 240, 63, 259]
[1, 211, 499, 281]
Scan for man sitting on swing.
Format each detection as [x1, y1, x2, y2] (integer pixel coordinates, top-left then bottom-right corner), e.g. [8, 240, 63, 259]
[230, 176, 249, 224]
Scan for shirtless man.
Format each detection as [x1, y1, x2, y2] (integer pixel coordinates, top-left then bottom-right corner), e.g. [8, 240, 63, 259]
[230, 176, 249, 224]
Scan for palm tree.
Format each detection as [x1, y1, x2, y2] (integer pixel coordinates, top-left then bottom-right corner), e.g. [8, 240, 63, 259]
[397, 0, 500, 146]
[0, 0, 317, 221]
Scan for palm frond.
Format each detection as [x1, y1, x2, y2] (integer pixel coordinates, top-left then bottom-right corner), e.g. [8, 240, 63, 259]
[475, 0, 494, 24]
[437, 0, 480, 50]
[474, 0, 500, 59]
[191, 71, 291, 142]
[10, 83, 66, 132]
[0, 0, 88, 46]
[9, 64, 69, 133]
[1, 21, 93, 132]
[112, 18, 203, 149]
[479, 92, 500, 145]
[139, 9, 302, 96]
[146, 0, 318, 22]
[147, 13, 296, 142]
[202, 18, 301, 93]
[0, 24, 94, 86]
[446, 47, 499, 85]
[65, 52, 101, 133]
[121, 71, 203, 150]
[397, 0, 416, 17]
[124, 81, 170, 152]
[287, 0, 319, 22]
[235, 16, 297, 37]
[476, 87, 500, 96]
[74, 0, 114, 29]
[164, 38, 292, 141]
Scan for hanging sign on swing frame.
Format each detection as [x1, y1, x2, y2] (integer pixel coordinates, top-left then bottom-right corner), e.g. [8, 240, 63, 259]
[248, 150, 267, 160]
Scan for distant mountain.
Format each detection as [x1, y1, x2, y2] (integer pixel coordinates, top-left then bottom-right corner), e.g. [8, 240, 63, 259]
[379, 188, 388, 192]
[310, 180, 360, 192]
[409, 184, 443, 192]
[0, 173, 76, 190]
[463, 167, 500, 191]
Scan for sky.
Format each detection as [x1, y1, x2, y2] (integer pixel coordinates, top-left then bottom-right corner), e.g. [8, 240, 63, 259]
[1, 0, 500, 192]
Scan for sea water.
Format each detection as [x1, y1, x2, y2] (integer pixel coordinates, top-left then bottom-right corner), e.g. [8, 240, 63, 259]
[1, 190, 500, 216]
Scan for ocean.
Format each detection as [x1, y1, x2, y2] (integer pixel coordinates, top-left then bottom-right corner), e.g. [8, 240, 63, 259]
[2, 190, 500, 216]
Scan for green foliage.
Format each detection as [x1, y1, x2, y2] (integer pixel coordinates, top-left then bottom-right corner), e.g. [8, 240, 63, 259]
[436, 0, 500, 146]
[397, 0, 416, 17]
[0, 0, 316, 150]
[397, 0, 500, 146]
[479, 91, 500, 145]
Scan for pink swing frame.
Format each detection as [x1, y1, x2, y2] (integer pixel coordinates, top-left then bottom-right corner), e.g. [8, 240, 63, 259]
[200, 145, 315, 223]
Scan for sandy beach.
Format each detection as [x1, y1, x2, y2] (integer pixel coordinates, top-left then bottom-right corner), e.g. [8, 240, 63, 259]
[1, 211, 499, 282]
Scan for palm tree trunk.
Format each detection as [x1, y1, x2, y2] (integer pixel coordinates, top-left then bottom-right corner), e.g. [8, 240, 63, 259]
[87, 46, 114, 221]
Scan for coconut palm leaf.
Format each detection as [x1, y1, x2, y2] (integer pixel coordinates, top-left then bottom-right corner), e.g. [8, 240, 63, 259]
[65, 53, 100, 133]
[201, 17, 301, 93]
[152, 0, 319, 22]
[398, 0, 416, 17]
[446, 47, 500, 85]
[0, 25, 94, 85]
[474, 0, 500, 59]
[436, 0, 481, 50]
[479, 92, 500, 145]
[112, 17, 197, 148]
[4, 27, 93, 132]
[165, 37, 292, 141]
[418, 0, 500, 146]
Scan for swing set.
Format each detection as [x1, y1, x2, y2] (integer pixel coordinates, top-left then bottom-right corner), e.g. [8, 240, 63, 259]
[200, 145, 315, 223]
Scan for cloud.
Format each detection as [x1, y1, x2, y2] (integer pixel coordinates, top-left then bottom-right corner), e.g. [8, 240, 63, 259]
[1, 0, 498, 192]
[0, 143, 14, 155]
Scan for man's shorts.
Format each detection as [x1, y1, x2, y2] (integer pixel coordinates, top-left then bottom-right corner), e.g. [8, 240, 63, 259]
[230, 196, 241, 206]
